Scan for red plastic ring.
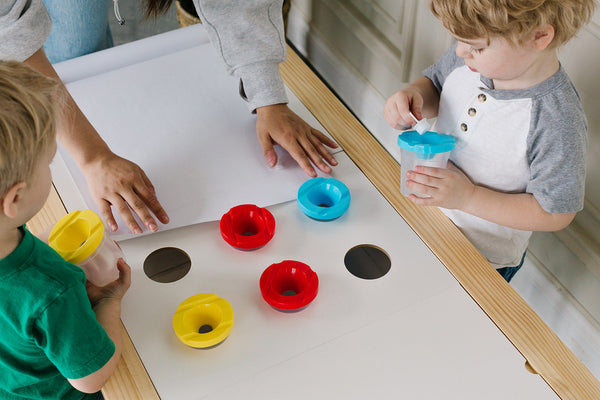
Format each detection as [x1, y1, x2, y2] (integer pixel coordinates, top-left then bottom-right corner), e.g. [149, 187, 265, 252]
[260, 260, 319, 311]
[220, 204, 275, 250]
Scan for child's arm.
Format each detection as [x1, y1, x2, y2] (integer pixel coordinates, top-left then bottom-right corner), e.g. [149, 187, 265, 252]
[406, 163, 575, 231]
[67, 259, 131, 393]
[384, 76, 440, 130]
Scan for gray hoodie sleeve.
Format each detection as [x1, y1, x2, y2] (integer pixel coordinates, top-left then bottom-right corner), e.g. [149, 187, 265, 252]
[0, 0, 51, 61]
[193, 0, 288, 112]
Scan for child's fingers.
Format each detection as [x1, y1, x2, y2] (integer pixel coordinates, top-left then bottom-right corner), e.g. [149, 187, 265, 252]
[413, 165, 449, 178]
[407, 171, 438, 190]
[116, 258, 132, 289]
[388, 99, 421, 130]
[406, 95, 425, 124]
[384, 98, 409, 129]
[408, 193, 436, 206]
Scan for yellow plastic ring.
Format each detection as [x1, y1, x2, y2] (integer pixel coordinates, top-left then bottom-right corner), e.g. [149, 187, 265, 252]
[172, 293, 234, 348]
[48, 210, 105, 264]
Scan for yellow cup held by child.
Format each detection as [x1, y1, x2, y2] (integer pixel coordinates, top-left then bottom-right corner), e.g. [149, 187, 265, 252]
[48, 210, 122, 286]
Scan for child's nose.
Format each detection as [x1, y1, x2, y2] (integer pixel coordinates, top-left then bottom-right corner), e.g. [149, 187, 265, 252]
[455, 42, 472, 58]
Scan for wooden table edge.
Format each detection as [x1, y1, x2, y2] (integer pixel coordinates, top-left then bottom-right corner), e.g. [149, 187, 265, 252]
[26, 44, 600, 400]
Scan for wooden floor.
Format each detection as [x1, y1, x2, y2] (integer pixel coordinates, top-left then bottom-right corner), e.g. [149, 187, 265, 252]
[106, 0, 598, 382]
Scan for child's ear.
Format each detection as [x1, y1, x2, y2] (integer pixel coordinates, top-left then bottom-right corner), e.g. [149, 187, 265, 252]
[1, 182, 27, 219]
[533, 24, 555, 50]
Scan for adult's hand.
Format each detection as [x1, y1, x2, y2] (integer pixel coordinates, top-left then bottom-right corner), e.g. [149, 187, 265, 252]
[256, 104, 338, 177]
[25, 48, 169, 234]
[80, 151, 169, 234]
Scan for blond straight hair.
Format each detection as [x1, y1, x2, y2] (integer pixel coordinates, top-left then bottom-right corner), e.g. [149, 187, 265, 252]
[430, 0, 596, 48]
[0, 61, 62, 196]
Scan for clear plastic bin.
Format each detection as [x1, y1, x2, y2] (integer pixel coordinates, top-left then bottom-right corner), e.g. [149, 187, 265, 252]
[397, 130, 455, 198]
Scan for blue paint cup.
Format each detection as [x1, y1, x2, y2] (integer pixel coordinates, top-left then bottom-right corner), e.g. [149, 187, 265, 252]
[297, 177, 350, 220]
[397, 131, 455, 197]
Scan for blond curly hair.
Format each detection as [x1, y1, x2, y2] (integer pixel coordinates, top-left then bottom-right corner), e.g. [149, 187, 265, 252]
[430, 0, 596, 48]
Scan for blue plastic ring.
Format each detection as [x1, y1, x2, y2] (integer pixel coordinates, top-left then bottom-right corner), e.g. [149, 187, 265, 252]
[297, 178, 350, 221]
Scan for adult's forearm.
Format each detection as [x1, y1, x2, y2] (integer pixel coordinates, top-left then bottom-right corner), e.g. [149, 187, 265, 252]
[194, 0, 288, 111]
[23, 48, 112, 166]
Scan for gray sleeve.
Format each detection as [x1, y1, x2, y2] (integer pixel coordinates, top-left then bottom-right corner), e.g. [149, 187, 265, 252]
[193, 0, 288, 112]
[0, 0, 51, 61]
[526, 79, 587, 214]
[422, 43, 463, 93]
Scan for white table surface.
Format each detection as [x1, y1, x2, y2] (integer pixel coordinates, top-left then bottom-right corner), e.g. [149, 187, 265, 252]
[116, 152, 556, 399]
[51, 25, 558, 399]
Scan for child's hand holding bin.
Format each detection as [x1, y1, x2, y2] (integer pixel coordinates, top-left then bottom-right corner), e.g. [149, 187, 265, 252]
[394, 128, 478, 210]
[386, 80, 474, 209]
[397, 131, 456, 201]
[86, 258, 131, 308]
[404, 161, 478, 209]
[396, 130, 476, 210]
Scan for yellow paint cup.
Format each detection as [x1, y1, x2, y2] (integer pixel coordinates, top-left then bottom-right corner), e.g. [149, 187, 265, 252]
[49, 210, 122, 286]
[173, 293, 234, 348]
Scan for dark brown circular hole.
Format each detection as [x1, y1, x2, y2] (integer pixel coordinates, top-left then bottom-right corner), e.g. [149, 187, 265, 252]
[198, 324, 214, 334]
[344, 244, 391, 280]
[143, 247, 191, 283]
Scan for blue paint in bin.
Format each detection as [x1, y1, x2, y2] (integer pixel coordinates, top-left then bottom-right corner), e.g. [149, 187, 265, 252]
[297, 178, 350, 221]
[397, 130, 456, 197]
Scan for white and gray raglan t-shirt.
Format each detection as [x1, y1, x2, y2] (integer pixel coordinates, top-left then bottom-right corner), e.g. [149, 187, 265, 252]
[423, 44, 586, 268]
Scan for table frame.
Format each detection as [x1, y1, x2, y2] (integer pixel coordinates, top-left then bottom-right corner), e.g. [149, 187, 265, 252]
[27, 45, 600, 400]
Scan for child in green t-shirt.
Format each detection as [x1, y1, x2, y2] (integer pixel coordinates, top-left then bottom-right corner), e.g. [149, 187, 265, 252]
[0, 61, 131, 399]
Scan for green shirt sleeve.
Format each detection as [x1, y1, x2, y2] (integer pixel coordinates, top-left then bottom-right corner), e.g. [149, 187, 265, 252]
[33, 283, 115, 379]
